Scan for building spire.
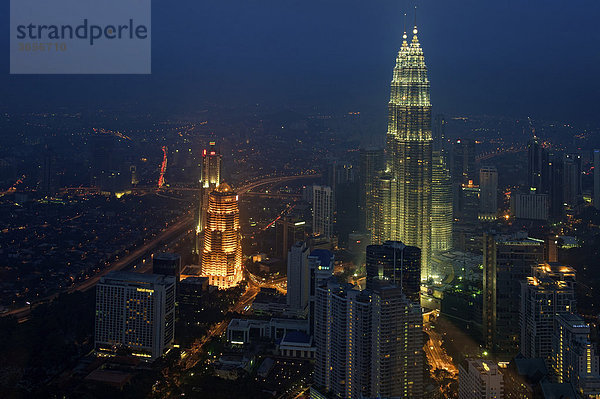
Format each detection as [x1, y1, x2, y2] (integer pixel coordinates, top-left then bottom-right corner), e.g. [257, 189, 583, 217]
[413, 5, 418, 37]
[403, 13, 408, 40]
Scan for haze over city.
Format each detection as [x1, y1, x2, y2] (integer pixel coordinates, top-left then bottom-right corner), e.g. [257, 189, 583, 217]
[1, 1, 599, 123]
[1, 1, 600, 399]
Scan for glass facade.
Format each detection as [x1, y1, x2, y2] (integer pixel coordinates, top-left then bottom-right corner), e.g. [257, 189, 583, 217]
[385, 27, 433, 280]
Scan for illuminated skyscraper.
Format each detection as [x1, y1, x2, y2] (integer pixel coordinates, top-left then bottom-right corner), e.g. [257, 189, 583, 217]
[431, 149, 453, 252]
[95, 271, 176, 360]
[314, 278, 423, 398]
[552, 313, 600, 395]
[194, 141, 222, 255]
[385, 23, 433, 280]
[201, 183, 243, 289]
[520, 263, 576, 364]
[372, 172, 396, 245]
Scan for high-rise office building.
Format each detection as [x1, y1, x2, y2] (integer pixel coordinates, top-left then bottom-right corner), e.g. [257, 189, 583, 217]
[314, 282, 370, 398]
[365, 240, 421, 302]
[452, 138, 477, 185]
[520, 263, 576, 364]
[458, 358, 504, 399]
[384, 24, 432, 280]
[431, 149, 453, 252]
[370, 281, 423, 398]
[372, 172, 396, 245]
[459, 180, 480, 224]
[333, 163, 360, 247]
[483, 232, 545, 356]
[547, 152, 583, 219]
[479, 166, 498, 221]
[201, 183, 243, 289]
[275, 217, 306, 261]
[360, 148, 385, 235]
[552, 313, 600, 396]
[594, 150, 600, 210]
[527, 135, 549, 192]
[314, 278, 423, 399]
[286, 241, 310, 314]
[308, 249, 334, 336]
[312, 185, 333, 238]
[452, 138, 477, 217]
[432, 114, 447, 147]
[194, 141, 222, 255]
[152, 252, 182, 282]
[548, 153, 565, 219]
[563, 153, 582, 208]
[95, 271, 176, 360]
[201, 141, 222, 189]
[511, 190, 549, 221]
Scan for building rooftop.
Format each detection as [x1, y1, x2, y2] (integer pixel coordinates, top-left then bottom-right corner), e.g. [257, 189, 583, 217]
[280, 331, 312, 345]
[180, 276, 209, 286]
[463, 358, 501, 376]
[101, 271, 174, 285]
[513, 357, 548, 383]
[216, 182, 233, 193]
[153, 252, 180, 261]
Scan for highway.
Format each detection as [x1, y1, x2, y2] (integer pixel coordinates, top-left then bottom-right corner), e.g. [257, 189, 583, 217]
[4, 172, 319, 323]
[5, 210, 196, 322]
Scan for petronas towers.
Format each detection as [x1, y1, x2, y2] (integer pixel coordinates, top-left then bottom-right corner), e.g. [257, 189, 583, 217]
[372, 23, 448, 280]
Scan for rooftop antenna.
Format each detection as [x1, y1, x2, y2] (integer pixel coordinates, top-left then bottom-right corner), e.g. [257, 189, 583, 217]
[413, 5, 418, 35]
[403, 13, 407, 40]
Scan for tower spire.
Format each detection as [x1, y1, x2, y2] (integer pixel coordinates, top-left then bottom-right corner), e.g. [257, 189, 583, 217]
[413, 5, 418, 36]
[403, 13, 407, 40]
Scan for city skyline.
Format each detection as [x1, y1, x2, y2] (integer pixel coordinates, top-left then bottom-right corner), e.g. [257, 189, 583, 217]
[1, 2, 599, 125]
[2, 4, 600, 399]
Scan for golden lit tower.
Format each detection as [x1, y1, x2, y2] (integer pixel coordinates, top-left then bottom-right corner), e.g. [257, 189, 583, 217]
[385, 22, 433, 280]
[194, 141, 222, 255]
[201, 141, 222, 189]
[201, 183, 243, 289]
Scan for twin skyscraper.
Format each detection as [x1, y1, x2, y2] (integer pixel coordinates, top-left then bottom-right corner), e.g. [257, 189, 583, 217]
[371, 21, 452, 280]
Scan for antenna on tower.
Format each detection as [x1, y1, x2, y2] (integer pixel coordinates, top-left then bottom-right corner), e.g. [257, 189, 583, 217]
[413, 5, 419, 34]
[403, 13, 407, 39]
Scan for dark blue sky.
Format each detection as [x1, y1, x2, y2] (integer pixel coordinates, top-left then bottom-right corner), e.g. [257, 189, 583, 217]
[2, 0, 599, 123]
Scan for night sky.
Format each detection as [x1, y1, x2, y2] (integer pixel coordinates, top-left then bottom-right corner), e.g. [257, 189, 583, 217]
[1, 0, 599, 123]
